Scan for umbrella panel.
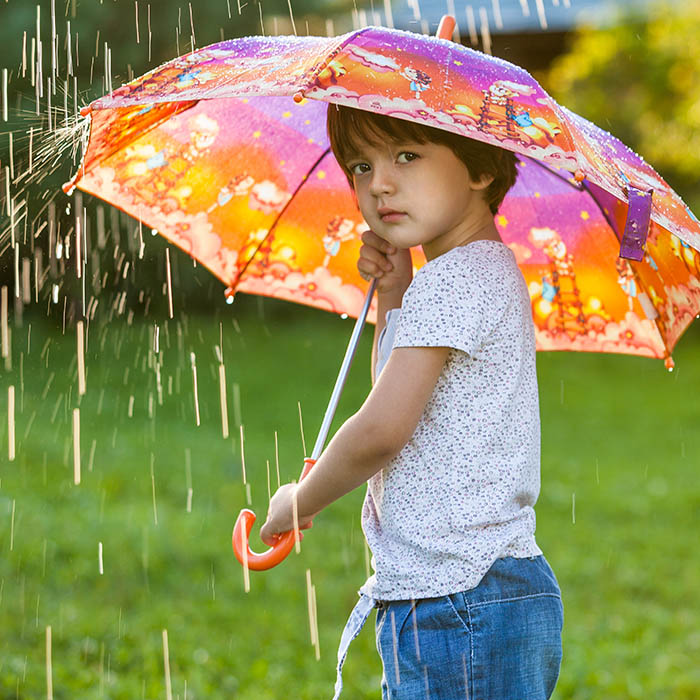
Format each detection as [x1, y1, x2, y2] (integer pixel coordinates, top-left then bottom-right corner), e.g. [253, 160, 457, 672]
[74, 84, 700, 360]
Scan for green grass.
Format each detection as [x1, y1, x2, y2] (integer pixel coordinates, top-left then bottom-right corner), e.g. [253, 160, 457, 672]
[0, 302, 698, 699]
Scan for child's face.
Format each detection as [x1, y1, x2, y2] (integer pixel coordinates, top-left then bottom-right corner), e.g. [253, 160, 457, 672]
[344, 138, 491, 260]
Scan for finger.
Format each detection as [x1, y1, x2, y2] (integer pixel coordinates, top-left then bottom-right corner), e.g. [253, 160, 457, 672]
[359, 246, 393, 273]
[259, 519, 278, 542]
[360, 245, 394, 271]
[361, 229, 396, 254]
[357, 260, 387, 282]
[260, 531, 279, 546]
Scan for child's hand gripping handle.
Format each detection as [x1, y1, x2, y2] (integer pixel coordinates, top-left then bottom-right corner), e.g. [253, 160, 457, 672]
[232, 457, 316, 571]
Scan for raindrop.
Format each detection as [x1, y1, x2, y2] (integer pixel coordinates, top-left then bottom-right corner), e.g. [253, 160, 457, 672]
[465, 6, 478, 45]
[492, 0, 503, 30]
[150, 453, 158, 526]
[534, 0, 548, 29]
[7, 386, 15, 462]
[46, 626, 53, 698]
[298, 400, 307, 456]
[162, 630, 173, 700]
[479, 7, 492, 55]
[73, 408, 80, 484]
[239, 424, 247, 484]
[10, 499, 16, 550]
[305, 569, 321, 659]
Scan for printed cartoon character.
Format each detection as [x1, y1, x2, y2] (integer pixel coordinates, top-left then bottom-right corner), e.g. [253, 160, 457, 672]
[669, 234, 700, 277]
[207, 174, 255, 213]
[529, 227, 587, 337]
[115, 114, 220, 211]
[175, 68, 215, 90]
[322, 216, 356, 267]
[113, 143, 171, 207]
[159, 114, 219, 198]
[477, 80, 560, 146]
[400, 67, 432, 100]
[540, 272, 559, 303]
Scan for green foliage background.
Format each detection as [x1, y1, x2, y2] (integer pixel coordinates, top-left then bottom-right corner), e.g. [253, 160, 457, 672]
[543, 1, 700, 213]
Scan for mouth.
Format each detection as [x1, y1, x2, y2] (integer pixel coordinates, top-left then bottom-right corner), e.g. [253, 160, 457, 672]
[378, 208, 406, 223]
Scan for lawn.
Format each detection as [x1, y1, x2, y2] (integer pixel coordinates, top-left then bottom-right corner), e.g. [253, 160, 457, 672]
[0, 299, 698, 699]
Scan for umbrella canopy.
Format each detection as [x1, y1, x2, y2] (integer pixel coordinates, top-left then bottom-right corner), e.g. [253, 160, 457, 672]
[64, 25, 700, 366]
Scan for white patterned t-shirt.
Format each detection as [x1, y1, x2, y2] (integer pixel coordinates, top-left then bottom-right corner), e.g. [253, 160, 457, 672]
[360, 240, 542, 601]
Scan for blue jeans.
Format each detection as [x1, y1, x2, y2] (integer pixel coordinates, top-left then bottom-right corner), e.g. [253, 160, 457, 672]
[374, 556, 563, 700]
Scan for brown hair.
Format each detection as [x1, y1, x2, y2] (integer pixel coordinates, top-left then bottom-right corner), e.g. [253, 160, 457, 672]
[326, 104, 518, 215]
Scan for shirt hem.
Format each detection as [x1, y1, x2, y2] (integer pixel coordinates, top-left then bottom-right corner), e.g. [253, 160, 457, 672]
[360, 544, 543, 601]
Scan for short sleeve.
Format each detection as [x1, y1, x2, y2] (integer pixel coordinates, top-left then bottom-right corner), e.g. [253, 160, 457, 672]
[393, 248, 506, 356]
[375, 308, 401, 378]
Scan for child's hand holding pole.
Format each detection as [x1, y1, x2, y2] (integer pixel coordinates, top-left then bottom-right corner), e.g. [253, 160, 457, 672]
[357, 229, 413, 295]
[358, 230, 413, 384]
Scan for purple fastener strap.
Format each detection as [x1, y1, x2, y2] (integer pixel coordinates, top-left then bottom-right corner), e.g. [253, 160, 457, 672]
[620, 187, 653, 261]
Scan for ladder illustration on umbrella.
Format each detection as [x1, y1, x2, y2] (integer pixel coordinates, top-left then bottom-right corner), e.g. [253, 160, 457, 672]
[531, 227, 587, 337]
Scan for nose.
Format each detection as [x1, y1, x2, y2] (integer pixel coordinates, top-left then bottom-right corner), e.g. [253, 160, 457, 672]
[368, 161, 396, 197]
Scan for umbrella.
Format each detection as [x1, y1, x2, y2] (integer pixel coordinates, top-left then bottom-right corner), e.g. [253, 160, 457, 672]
[63, 17, 700, 370]
[63, 16, 699, 568]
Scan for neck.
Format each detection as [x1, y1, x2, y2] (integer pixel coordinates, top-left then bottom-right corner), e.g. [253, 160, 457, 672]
[422, 212, 502, 261]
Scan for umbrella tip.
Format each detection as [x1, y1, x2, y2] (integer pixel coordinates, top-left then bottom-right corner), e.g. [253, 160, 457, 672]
[225, 287, 235, 304]
[664, 356, 675, 372]
[293, 91, 305, 104]
[62, 180, 75, 195]
[80, 104, 92, 117]
[574, 170, 586, 183]
[436, 15, 456, 41]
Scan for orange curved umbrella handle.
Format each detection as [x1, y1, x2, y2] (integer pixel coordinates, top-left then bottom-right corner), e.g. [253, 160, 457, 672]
[232, 458, 316, 571]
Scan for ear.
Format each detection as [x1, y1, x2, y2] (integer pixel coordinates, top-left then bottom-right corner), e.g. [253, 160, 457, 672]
[469, 173, 494, 191]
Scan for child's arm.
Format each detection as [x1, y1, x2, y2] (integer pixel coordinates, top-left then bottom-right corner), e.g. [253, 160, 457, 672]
[356, 230, 413, 383]
[259, 343, 449, 544]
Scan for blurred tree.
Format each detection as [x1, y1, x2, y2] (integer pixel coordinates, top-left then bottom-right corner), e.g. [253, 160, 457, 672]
[543, 1, 700, 213]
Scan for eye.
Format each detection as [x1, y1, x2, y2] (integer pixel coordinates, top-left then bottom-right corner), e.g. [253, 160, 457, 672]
[349, 162, 371, 176]
[397, 151, 419, 163]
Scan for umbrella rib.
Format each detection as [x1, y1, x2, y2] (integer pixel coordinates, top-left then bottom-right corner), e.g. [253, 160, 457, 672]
[295, 27, 373, 99]
[230, 147, 333, 290]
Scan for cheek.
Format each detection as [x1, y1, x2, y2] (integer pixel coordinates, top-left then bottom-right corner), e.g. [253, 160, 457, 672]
[354, 186, 375, 220]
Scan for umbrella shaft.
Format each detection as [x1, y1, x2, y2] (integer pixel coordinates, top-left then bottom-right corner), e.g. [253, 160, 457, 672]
[310, 278, 378, 461]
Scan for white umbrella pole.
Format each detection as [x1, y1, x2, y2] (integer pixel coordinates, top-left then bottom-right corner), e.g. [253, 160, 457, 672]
[309, 278, 377, 461]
